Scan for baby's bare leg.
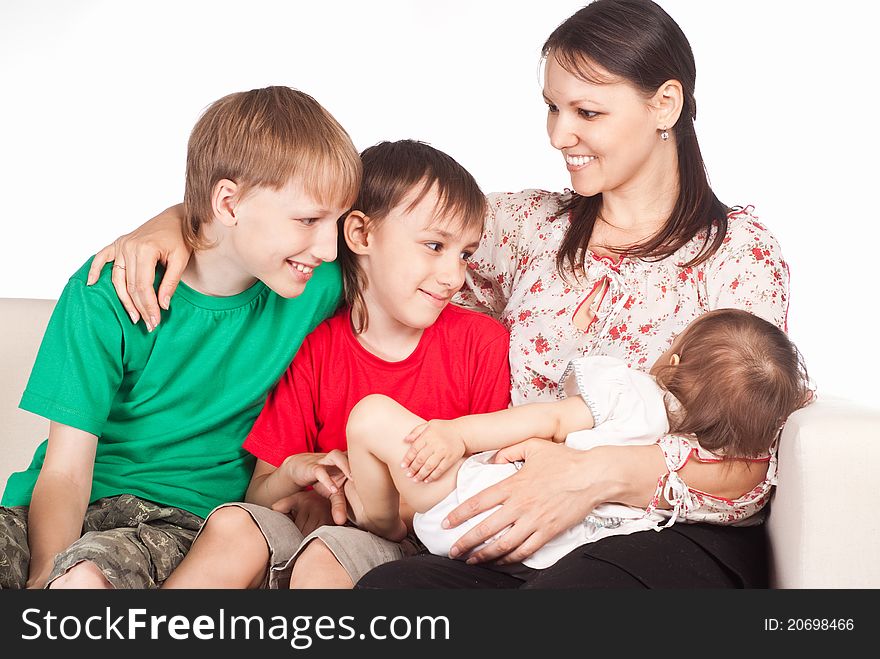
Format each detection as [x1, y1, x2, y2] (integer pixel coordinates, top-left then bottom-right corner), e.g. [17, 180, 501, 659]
[346, 395, 463, 539]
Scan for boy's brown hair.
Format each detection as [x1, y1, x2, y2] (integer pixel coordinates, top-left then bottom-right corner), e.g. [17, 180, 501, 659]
[183, 86, 361, 249]
[339, 139, 487, 334]
[652, 308, 812, 458]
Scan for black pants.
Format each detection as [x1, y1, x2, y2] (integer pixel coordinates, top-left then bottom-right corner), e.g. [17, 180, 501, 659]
[356, 522, 769, 589]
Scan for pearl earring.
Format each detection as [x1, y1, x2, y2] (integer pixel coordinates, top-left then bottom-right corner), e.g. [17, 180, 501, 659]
[660, 128, 669, 141]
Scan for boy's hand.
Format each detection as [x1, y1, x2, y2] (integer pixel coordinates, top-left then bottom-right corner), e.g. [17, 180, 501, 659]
[343, 479, 407, 541]
[271, 491, 338, 535]
[281, 450, 351, 494]
[402, 419, 466, 483]
[342, 479, 365, 527]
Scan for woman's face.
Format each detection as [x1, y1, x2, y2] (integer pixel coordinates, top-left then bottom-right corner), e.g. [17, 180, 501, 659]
[543, 55, 665, 198]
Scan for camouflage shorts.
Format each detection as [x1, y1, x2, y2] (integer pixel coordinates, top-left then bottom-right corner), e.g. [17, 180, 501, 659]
[0, 494, 203, 589]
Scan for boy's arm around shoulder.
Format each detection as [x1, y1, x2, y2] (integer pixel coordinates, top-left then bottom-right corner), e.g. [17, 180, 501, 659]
[26, 422, 98, 588]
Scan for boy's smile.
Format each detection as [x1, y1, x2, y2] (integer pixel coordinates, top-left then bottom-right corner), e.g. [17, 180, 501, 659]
[418, 288, 452, 309]
[285, 258, 320, 284]
[357, 183, 481, 351]
[184, 177, 345, 298]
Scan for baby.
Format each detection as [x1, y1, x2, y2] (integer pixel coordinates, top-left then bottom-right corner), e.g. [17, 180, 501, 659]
[344, 307, 812, 569]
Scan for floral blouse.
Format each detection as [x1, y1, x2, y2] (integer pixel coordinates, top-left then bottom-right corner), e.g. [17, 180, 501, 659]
[648, 433, 777, 527]
[456, 189, 790, 405]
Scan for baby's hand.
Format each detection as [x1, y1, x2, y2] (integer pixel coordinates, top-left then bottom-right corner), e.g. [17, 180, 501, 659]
[401, 419, 466, 483]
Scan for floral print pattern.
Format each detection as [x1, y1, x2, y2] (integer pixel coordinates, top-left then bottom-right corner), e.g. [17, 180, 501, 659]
[456, 189, 790, 406]
[647, 434, 777, 526]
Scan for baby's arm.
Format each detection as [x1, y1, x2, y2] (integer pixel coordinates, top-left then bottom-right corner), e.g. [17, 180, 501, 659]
[403, 396, 594, 482]
[26, 422, 98, 588]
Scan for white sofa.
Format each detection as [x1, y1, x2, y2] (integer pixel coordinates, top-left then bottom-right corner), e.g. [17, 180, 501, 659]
[2, 297, 879, 588]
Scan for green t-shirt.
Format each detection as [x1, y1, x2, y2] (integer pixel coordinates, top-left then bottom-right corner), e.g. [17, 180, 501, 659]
[2, 257, 342, 518]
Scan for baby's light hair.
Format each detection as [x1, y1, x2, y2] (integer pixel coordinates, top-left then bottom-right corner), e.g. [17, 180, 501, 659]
[339, 140, 486, 334]
[652, 308, 812, 458]
[183, 86, 361, 249]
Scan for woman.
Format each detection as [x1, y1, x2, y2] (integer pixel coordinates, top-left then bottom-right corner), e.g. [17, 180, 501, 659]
[91, 0, 790, 588]
[355, 0, 789, 588]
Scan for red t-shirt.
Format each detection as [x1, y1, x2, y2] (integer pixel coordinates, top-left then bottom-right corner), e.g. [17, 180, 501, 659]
[244, 304, 512, 466]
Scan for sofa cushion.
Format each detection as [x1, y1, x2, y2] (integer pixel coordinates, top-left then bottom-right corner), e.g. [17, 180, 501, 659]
[0, 298, 55, 489]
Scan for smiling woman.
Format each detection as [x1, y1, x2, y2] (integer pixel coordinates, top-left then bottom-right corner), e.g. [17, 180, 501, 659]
[355, 0, 792, 589]
[5, 0, 873, 593]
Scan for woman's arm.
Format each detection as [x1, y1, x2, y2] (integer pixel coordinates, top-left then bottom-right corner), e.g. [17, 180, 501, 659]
[26, 422, 98, 588]
[442, 440, 765, 565]
[86, 203, 191, 332]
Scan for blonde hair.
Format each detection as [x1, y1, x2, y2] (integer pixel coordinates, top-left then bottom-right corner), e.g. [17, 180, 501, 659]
[339, 140, 487, 334]
[183, 86, 361, 249]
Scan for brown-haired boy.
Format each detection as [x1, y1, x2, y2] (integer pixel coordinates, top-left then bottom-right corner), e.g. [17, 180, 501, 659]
[0, 86, 360, 589]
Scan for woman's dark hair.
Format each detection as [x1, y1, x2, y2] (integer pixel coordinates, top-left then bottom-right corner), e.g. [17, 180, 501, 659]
[652, 309, 813, 458]
[339, 139, 486, 334]
[543, 0, 730, 273]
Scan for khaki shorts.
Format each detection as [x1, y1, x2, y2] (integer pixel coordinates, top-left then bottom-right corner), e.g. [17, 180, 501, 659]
[210, 502, 422, 588]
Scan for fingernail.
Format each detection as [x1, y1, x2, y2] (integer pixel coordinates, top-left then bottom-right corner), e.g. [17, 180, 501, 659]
[145, 321, 153, 333]
[129, 312, 139, 324]
[150, 316, 158, 328]
[465, 558, 477, 565]
[162, 296, 171, 309]
[449, 546, 459, 557]
[441, 519, 450, 530]
[406, 471, 413, 478]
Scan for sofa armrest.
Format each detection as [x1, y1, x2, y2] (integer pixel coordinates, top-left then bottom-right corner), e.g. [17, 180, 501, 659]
[768, 395, 880, 588]
[0, 298, 55, 490]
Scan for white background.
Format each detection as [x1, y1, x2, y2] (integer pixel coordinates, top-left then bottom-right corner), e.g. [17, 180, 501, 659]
[1, 0, 877, 409]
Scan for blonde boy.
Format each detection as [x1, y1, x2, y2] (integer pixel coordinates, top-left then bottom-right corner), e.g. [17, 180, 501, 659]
[0, 86, 360, 589]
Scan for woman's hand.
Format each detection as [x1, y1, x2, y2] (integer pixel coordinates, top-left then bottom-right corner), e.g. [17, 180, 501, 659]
[444, 440, 615, 565]
[86, 204, 191, 331]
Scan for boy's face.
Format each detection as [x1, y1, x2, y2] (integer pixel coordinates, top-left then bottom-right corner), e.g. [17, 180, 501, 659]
[361, 184, 482, 331]
[228, 178, 345, 298]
